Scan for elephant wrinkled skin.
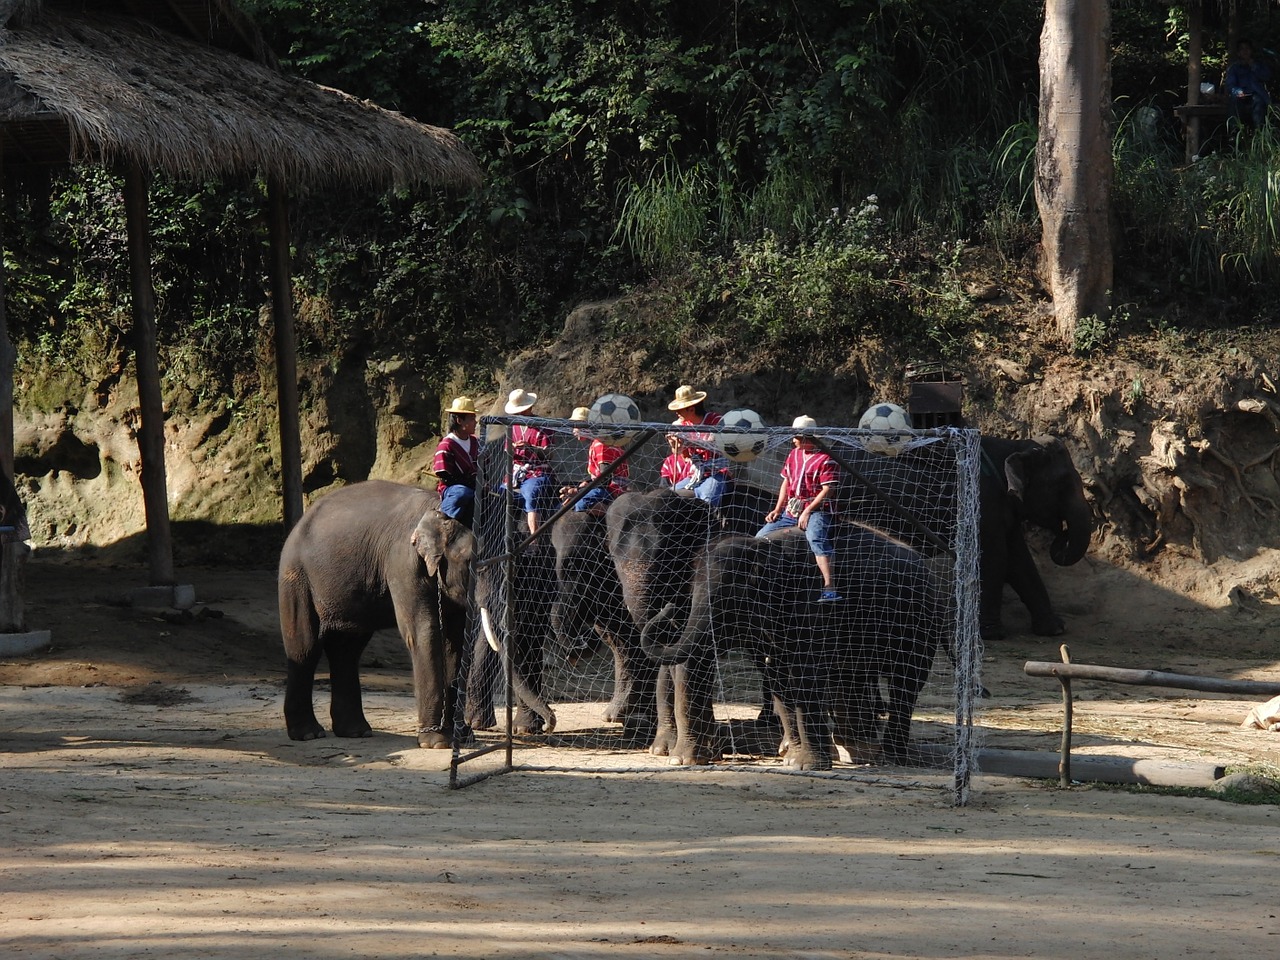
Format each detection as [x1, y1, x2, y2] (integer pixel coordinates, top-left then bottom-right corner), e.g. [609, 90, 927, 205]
[279, 480, 475, 749]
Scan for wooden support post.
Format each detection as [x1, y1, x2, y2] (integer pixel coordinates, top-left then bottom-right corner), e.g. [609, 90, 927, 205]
[267, 176, 303, 533]
[1187, 0, 1204, 163]
[1058, 643, 1072, 787]
[123, 165, 175, 587]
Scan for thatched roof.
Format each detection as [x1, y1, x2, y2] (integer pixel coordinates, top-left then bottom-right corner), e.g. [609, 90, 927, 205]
[0, 2, 482, 191]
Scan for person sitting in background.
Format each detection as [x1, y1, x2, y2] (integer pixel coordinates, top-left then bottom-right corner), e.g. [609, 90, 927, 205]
[1226, 38, 1272, 127]
[503, 388, 555, 539]
[756, 415, 842, 602]
[432, 396, 480, 527]
[561, 406, 630, 515]
[659, 432, 695, 488]
[667, 383, 730, 508]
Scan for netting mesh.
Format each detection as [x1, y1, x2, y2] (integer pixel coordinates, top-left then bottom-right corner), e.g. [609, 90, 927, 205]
[460, 416, 981, 803]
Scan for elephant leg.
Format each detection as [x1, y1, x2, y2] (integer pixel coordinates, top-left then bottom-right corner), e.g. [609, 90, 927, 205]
[777, 662, 832, 772]
[404, 606, 453, 749]
[881, 668, 929, 764]
[601, 624, 658, 745]
[772, 693, 796, 759]
[1005, 531, 1064, 637]
[829, 670, 881, 756]
[464, 631, 500, 731]
[979, 519, 1009, 643]
[284, 643, 327, 741]
[668, 659, 721, 766]
[512, 624, 547, 735]
[324, 632, 374, 738]
[648, 664, 679, 757]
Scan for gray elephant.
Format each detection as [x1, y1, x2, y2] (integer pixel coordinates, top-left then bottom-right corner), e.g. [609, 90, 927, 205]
[465, 492, 559, 736]
[549, 509, 657, 743]
[639, 525, 941, 769]
[978, 436, 1091, 642]
[606, 488, 724, 765]
[279, 480, 481, 748]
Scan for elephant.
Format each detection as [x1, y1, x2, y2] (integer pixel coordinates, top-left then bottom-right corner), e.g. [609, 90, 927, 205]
[465, 492, 559, 736]
[639, 524, 942, 770]
[279, 479, 523, 749]
[548, 509, 657, 743]
[605, 488, 726, 765]
[978, 436, 1091, 643]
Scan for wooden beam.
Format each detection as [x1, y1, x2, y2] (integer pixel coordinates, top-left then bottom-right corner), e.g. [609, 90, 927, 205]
[123, 164, 176, 586]
[1024, 660, 1280, 696]
[267, 176, 303, 533]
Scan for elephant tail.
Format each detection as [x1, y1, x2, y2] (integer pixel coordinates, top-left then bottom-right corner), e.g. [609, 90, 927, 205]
[278, 566, 319, 662]
[478, 606, 558, 733]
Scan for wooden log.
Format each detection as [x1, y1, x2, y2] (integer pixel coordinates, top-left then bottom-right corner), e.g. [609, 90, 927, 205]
[1024, 661, 1280, 696]
[912, 743, 1225, 787]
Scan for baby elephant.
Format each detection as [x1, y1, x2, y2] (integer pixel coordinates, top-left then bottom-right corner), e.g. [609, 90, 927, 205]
[279, 480, 475, 748]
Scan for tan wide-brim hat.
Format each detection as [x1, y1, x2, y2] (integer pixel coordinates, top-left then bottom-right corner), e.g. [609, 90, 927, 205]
[791, 415, 818, 432]
[667, 384, 708, 411]
[569, 406, 591, 422]
[505, 388, 538, 414]
[446, 396, 478, 416]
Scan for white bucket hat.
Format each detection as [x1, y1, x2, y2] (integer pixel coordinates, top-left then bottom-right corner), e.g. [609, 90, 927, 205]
[504, 388, 538, 414]
[791, 415, 818, 432]
[569, 406, 591, 422]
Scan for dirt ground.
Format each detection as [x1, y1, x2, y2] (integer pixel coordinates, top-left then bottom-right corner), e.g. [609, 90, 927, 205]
[2, 550, 1280, 959]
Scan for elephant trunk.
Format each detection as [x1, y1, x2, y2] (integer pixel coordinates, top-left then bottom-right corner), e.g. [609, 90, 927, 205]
[1048, 496, 1092, 566]
[639, 600, 704, 666]
[478, 605, 558, 732]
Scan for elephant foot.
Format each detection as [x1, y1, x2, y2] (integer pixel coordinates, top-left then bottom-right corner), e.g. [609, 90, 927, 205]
[979, 621, 1004, 643]
[648, 726, 678, 757]
[287, 720, 327, 741]
[331, 720, 374, 738]
[418, 729, 453, 749]
[515, 706, 547, 735]
[667, 737, 720, 767]
[782, 743, 834, 772]
[601, 695, 628, 725]
[465, 706, 498, 731]
[617, 720, 657, 748]
[1031, 615, 1066, 637]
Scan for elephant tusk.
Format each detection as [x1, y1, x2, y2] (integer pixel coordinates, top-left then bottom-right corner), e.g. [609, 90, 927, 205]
[480, 605, 501, 652]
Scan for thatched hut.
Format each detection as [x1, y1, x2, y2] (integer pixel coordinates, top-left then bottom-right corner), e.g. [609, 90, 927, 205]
[0, 0, 481, 624]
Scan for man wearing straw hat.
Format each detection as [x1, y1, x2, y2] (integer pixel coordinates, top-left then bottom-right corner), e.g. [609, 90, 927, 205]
[433, 396, 480, 527]
[503, 388, 556, 540]
[757, 415, 842, 602]
[561, 405, 630, 515]
[667, 384, 730, 509]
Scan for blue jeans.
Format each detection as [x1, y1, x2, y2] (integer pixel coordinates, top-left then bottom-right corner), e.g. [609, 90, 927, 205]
[572, 486, 614, 512]
[505, 473, 555, 518]
[756, 509, 835, 558]
[674, 467, 729, 510]
[439, 484, 475, 527]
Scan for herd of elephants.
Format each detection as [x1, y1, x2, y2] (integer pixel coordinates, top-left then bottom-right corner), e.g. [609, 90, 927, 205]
[277, 434, 1092, 771]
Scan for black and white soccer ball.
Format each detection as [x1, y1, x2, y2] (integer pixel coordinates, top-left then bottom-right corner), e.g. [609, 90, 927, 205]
[716, 408, 767, 462]
[858, 402, 913, 456]
[588, 392, 641, 446]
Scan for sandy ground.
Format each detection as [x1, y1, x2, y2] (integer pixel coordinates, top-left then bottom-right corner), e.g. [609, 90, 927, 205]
[2, 552, 1280, 958]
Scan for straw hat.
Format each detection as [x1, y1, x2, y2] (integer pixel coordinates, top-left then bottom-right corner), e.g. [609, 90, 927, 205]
[504, 388, 538, 414]
[446, 396, 478, 416]
[569, 406, 591, 422]
[791, 415, 818, 432]
[667, 384, 708, 411]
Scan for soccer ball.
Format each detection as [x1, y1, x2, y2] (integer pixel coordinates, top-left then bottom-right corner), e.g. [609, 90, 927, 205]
[858, 402, 913, 457]
[716, 408, 768, 462]
[588, 392, 641, 446]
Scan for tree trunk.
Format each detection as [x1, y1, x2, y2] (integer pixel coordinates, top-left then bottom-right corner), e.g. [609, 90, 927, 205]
[1035, 0, 1113, 343]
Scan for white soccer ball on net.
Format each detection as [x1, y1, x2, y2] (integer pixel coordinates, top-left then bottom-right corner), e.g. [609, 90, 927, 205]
[715, 408, 768, 462]
[858, 402, 913, 457]
[588, 392, 641, 447]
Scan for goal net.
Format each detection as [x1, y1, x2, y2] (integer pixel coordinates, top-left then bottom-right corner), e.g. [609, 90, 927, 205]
[458, 415, 981, 804]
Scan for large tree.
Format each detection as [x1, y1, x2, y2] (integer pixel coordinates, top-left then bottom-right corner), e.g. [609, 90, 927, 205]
[1036, 0, 1113, 342]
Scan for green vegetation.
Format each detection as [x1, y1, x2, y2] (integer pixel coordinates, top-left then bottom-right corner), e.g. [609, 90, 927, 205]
[6, 1, 1280, 397]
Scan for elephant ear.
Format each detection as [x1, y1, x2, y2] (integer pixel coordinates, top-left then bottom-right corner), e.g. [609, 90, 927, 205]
[1003, 443, 1046, 505]
[412, 511, 451, 577]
